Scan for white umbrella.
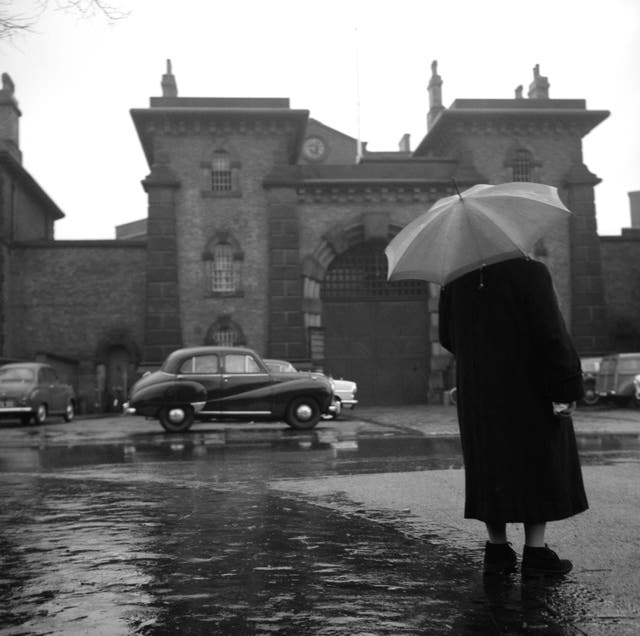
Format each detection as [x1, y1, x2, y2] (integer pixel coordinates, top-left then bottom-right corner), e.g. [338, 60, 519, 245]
[385, 182, 572, 286]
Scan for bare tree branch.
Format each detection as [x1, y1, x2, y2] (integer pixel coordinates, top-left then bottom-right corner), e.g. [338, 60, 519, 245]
[0, 0, 128, 40]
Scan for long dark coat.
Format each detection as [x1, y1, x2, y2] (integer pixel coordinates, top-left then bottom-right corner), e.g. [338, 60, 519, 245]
[438, 257, 588, 523]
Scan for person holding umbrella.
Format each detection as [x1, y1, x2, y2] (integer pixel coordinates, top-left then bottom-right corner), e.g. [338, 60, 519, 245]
[386, 182, 588, 578]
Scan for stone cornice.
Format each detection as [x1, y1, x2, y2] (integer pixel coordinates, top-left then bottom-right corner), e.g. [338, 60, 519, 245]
[11, 239, 146, 248]
[131, 107, 309, 166]
[293, 182, 457, 204]
[415, 108, 610, 156]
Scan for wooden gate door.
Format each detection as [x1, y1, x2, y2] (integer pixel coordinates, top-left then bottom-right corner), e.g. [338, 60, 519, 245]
[322, 240, 430, 406]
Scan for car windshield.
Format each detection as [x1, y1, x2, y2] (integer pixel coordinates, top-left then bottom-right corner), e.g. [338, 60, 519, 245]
[618, 358, 640, 373]
[0, 367, 34, 382]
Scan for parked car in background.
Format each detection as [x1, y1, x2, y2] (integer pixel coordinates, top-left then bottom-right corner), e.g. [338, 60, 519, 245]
[125, 347, 335, 432]
[596, 352, 640, 407]
[580, 356, 602, 406]
[263, 359, 358, 419]
[0, 362, 76, 425]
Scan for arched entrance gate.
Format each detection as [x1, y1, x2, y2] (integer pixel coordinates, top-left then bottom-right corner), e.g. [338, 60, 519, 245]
[321, 239, 430, 405]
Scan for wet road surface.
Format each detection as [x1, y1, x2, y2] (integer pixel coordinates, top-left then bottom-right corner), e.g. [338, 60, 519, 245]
[0, 420, 639, 635]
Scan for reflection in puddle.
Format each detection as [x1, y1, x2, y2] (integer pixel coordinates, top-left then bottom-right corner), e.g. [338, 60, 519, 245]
[0, 432, 638, 633]
[0, 472, 601, 635]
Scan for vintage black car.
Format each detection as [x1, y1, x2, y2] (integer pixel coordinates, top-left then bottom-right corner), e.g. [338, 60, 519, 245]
[124, 346, 335, 432]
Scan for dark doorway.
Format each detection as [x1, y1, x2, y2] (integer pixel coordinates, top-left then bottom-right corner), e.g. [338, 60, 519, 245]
[322, 240, 430, 405]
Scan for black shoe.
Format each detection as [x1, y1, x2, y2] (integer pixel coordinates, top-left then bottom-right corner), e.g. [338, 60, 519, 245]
[522, 544, 572, 578]
[483, 541, 518, 575]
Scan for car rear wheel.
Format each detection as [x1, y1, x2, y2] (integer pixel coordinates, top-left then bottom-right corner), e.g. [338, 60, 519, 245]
[286, 396, 320, 430]
[159, 405, 194, 433]
[582, 386, 599, 406]
[34, 404, 47, 425]
[63, 401, 75, 422]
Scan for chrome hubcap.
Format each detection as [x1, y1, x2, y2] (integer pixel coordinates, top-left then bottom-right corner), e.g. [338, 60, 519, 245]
[296, 404, 313, 421]
[168, 408, 186, 424]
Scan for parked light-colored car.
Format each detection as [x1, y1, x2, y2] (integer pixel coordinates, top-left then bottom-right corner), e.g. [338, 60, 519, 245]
[596, 352, 640, 407]
[0, 362, 76, 425]
[263, 359, 358, 419]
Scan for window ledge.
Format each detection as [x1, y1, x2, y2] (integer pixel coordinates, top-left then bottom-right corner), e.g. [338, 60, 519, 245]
[205, 290, 245, 299]
[201, 190, 242, 199]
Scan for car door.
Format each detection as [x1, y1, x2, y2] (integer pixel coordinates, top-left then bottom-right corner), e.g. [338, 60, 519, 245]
[218, 352, 273, 414]
[47, 367, 67, 413]
[176, 353, 224, 411]
[38, 367, 58, 413]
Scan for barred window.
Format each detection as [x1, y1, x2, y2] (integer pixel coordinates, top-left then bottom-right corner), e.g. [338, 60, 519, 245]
[209, 243, 235, 292]
[511, 149, 532, 182]
[322, 239, 429, 300]
[212, 326, 237, 346]
[205, 315, 246, 347]
[211, 152, 232, 191]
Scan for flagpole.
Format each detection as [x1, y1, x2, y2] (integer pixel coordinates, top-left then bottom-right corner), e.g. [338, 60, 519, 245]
[354, 25, 362, 163]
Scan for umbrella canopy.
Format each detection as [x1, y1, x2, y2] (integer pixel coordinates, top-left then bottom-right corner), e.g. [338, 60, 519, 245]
[385, 182, 571, 286]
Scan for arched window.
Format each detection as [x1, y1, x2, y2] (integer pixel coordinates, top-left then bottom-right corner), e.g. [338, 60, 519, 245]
[203, 231, 243, 296]
[322, 239, 429, 300]
[210, 242, 235, 292]
[212, 324, 236, 346]
[511, 148, 533, 182]
[211, 151, 232, 192]
[204, 315, 246, 346]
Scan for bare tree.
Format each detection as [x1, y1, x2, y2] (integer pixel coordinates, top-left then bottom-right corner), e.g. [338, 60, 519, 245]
[0, 0, 128, 39]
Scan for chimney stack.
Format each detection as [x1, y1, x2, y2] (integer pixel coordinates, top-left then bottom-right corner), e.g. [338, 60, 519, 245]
[629, 191, 640, 229]
[427, 60, 445, 130]
[161, 59, 178, 98]
[528, 64, 550, 99]
[0, 73, 22, 163]
[398, 133, 411, 152]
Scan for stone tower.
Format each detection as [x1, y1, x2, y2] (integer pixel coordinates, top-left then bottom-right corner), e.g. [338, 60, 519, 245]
[415, 65, 610, 354]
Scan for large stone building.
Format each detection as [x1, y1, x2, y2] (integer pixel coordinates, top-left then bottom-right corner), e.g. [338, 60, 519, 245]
[1, 62, 639, 411]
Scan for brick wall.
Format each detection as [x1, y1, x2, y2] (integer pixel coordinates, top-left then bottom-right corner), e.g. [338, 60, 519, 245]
[153, 131, 292, 356]
[600, 234, 640, 351]
[7, 241, 146, 404]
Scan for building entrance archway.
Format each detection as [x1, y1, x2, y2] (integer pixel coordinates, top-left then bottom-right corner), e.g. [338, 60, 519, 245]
[321, 239, 430, 405]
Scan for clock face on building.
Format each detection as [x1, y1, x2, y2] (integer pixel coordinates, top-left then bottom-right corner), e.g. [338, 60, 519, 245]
[302, 136, 327, 162]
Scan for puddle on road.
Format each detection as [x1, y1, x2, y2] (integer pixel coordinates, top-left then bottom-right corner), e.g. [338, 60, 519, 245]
[0, 430, 638, 476]
[0, 432, 638, 634]
[0, 469, 606, 635]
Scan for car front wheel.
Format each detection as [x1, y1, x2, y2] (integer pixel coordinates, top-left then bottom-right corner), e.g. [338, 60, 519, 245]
[159, 405, 194, 433]
[64, 401, 75, 422]
[35, 404, 47, 425]
[286, 396, 320, 430]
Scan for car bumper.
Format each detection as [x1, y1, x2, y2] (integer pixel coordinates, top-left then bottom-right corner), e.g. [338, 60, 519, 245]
[0, 406, 33, 415]
[339, 399, 358, 409]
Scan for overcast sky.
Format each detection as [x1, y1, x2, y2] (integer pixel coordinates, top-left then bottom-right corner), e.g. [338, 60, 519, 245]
[3, 0, 639, 239]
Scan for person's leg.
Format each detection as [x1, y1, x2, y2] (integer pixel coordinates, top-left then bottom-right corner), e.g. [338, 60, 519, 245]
[486, 522, 508, 543]
[522, 522, 572, 577]
[483, 522, 517, 574]
[524, 522, 546, 547]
